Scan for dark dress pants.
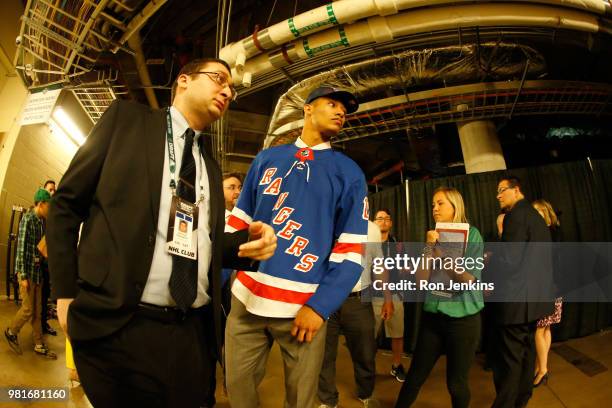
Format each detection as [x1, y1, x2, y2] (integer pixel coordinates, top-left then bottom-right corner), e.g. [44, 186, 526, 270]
[395, 311, 481, 408]
[318, 295, 376, 406]
[491, 322, 537, 408]
[72, 307, 214, 408]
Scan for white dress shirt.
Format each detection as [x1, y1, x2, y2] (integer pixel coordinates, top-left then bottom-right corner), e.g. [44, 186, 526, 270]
[351, 220, 383, 293]
[141, 106, 212, 307]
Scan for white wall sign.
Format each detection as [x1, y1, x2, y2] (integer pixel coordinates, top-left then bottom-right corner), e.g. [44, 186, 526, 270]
[20, 89, 61, 125]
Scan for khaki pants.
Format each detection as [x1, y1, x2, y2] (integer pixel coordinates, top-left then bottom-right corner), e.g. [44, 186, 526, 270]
[372, 297, 405, 338]
[10, 282, 43, 346]
[225, 295, 327, 408]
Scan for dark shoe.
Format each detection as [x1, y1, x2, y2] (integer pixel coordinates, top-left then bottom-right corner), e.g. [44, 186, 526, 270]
[533, 372, 549, 387]
[34, 344, 57, 359]
[391, 364, 407, 382]
[4, 328, 22, 355]
[43, 325, 57, 336]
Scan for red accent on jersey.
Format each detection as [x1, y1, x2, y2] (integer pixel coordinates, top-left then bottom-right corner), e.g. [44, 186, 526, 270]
[227, 214, 250, 231]
[295, 254, 319, 272]
[263, 177, 282, 195]
[362, 197, 369, 220]
[295, 147, 314, 163]
[236, 272, 314, 304]
[273, 192, 289, 211]
[273, 207, 294, 225]
[259, 168, 277, 185]
[332, 242, 363, 254]
[278, 220, 302, 240]
[285, 236, 309, 257]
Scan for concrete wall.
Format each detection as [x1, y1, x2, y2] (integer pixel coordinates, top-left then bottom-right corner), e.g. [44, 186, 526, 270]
[0, 121, 79, 296]
[0, 1, 93, 296]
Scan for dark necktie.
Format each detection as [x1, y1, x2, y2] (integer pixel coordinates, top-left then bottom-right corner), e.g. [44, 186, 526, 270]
[169, 128, 198, 312]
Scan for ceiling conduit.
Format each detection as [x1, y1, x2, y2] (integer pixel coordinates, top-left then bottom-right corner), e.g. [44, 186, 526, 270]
[223, 2, 611, 88]
[220, 0, 611, 71]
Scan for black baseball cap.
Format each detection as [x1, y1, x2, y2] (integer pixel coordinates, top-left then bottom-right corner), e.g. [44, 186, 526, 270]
[305, 86, 359, 114]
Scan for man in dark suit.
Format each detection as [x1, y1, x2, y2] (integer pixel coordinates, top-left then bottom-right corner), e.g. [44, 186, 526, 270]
[47, 58, 277, 408]
[489, 176, 554, 408]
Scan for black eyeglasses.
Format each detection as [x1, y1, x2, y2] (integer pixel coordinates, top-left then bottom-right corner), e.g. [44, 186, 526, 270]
[191, 71, 237, 101]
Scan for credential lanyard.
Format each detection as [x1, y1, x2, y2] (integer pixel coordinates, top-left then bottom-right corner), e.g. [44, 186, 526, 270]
[165, 108, 205, 204]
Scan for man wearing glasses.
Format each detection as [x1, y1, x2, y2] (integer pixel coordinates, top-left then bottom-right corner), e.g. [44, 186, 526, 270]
[489, 176, 554, 408]
[47, 58, 277, 408]
[223, 172, 243, 220]
[373, 209, 407, 383]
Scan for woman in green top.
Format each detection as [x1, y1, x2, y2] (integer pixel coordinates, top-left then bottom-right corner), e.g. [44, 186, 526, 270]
[395, 187, 484, 408]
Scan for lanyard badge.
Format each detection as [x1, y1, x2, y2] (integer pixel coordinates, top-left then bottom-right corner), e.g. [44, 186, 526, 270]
[165, 108, 201, 260]
[166, 196, 198, 260]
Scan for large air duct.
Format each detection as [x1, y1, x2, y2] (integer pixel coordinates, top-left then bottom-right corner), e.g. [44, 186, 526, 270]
[264, 42, 546, 147]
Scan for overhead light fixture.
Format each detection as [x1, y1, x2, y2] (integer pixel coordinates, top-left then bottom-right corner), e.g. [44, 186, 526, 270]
[52, 107, 86, 146]
[48, 119, 78, 153]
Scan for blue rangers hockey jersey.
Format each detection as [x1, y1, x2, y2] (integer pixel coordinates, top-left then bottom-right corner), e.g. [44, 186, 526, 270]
[226, 138, 368, 319]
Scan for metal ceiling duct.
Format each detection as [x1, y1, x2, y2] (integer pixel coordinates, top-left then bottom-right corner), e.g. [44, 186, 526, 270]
[266, 80, 612, 148]
[265, 42, 546, 146]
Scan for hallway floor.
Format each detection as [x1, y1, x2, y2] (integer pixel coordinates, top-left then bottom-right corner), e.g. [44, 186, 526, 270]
[1, 298, 610, 407]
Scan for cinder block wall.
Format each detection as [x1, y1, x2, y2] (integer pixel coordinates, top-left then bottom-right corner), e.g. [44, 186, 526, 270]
[0, 122, 78, 297]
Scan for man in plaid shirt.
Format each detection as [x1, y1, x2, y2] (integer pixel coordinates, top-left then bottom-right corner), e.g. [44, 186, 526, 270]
[4, 188, 57, 359]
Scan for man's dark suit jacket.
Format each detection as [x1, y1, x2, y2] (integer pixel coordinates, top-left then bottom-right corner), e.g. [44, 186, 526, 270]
[46, 100, 249, 356]
[489, 199, 555, 325]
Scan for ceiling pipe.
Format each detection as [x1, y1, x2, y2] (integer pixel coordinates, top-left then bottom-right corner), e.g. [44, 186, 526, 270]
[230, 3, 608, 87]
[111, 0, 169, 53]
[369, 161, 405, 184]
[220, 0, 610, 71]
[128, 31, 159, 109]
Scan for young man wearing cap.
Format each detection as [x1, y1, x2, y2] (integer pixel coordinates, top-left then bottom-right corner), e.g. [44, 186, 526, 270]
[225, 86, 368, 408]
[5, 188, 57, 359]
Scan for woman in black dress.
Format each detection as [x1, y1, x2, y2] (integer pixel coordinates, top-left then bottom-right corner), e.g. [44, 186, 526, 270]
[532, 199, 563, 387]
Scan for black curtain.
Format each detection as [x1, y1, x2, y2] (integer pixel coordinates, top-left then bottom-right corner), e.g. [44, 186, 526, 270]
[369, 159, 612, 350]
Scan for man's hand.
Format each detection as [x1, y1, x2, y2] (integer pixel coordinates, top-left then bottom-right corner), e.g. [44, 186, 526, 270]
[291, 306, 324, 343]
[57, 298, 74, 336]
[380, 300, 394, 321]
[238, 221, 277, 261]
[19, 279, 29, 291]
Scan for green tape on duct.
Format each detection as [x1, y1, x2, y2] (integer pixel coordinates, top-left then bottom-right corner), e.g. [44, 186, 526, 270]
[327, 4, 338, 25]
[288, 3, 339, 38]
[303, 38, 314, 58]
[302, 27, 350, 58]
[288, 18, 299, 38]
